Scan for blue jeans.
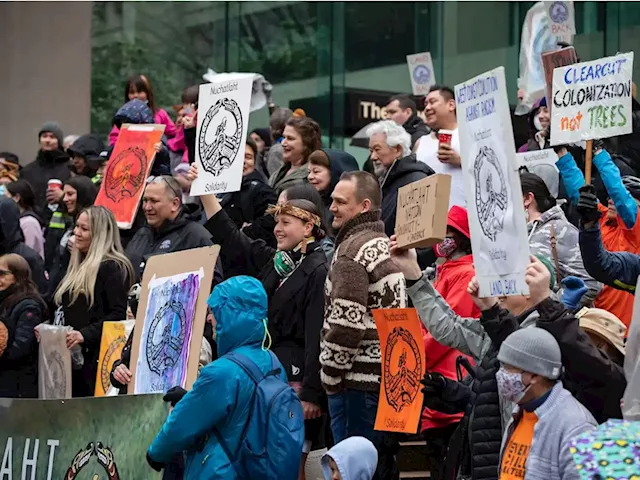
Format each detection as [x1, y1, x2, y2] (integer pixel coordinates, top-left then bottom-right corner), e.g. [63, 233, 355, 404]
[328, 390, 399, 480]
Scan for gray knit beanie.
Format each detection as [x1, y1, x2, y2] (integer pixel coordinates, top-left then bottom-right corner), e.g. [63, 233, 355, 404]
[38, 121, 64, 148]
[498, 327, 562, 379]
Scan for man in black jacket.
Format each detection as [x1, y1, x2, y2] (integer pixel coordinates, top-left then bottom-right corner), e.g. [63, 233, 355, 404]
[385, 94, 430, 149]
[21, 122, 71, 220]
[367, 120, 434, 236]
[125, 175, 222, 282]
[0, 198, 46, 293]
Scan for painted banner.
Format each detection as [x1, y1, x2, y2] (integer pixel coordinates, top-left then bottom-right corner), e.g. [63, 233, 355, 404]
[0, 394, 168, 479]
[95, 320, 135, 397]
[550, 53, 635, 145]
[95, 124, 165, 229]
[516, 2, 573, 115]
[372, 309, 425, 434]
[406, 52, 436, 96]
[544, 1, 576, 36]
[542, 46, 578, 115]
[456, 67, 531, 297]
[37, 324, 72, 400]
[190, 74, 253, 196]
[134, 271, 202, 394]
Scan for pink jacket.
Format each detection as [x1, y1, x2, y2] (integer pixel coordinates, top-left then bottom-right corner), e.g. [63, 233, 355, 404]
[108, 108, 177, 146]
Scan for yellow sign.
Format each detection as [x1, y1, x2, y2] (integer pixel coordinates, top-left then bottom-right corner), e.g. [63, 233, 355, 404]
[95, 320, 134, 397]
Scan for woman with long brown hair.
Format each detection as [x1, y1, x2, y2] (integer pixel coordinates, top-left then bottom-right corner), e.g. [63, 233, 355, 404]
[0, 253, 47, 398]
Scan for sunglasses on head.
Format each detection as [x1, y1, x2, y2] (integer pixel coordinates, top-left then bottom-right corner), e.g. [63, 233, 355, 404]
[146, 175, 182, 199]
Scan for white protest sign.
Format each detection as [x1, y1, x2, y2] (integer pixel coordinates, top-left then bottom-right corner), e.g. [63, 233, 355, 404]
[544, 1, 576, 36]
[203, 69, 270, 112]
[190, 74, 253, 196]
[550, 52, 634, 146]
[456, 67, 531, 297]
[516, 149, 559, 170]
[406, 52, 436, 96]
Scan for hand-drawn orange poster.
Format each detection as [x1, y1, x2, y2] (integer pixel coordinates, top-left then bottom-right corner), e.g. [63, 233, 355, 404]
[372, 308, 425, 434]
[95, 124, 165, 229]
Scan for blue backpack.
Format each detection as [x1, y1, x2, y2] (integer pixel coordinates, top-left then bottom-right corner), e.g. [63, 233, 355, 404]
[214, 351, 304, 479]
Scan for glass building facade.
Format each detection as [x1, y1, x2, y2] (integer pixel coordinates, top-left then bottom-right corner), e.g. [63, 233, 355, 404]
[91, 1, 640, 164]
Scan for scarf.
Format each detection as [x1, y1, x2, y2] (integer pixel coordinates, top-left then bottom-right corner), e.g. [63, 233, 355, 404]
[273, 237, 316, 279]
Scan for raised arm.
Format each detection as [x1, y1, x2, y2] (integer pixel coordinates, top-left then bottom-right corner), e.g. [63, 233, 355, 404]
[592, 149, 637, 228]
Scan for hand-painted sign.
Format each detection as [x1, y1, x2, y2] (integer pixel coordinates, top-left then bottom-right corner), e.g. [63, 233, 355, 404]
[545, 1, 576, 36]
[406, 52, 436, 96]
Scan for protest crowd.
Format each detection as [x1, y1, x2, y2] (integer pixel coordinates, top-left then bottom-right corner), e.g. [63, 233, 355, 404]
[2, 15, 640, 480]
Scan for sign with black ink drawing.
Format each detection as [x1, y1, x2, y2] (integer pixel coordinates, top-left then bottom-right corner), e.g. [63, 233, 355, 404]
[544, 1, 575, 36]
[456, 67, 531, 297]
[550, 52, 634, 146]
[190, 74, 253, 196]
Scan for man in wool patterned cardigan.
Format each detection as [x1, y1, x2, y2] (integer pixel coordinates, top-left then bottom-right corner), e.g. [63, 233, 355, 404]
[320, 171, 407, 480]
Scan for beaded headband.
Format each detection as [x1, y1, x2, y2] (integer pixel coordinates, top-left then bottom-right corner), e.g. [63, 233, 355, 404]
[266, 202, 321, 227]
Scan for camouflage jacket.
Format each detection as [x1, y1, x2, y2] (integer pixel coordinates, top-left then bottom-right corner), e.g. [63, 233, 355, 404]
[528, 205, 602, 307]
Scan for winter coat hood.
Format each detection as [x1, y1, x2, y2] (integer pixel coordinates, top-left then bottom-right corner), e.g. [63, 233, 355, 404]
[322, 437, 378, 480]
[0, 198, 24, 248]
[207, 276, 268, 356]
[382, 154, 433, 189]
[113, 99, 154, 127]
[67, 134, 105, 162]
[320, 149, 359, 203]
[63, 175, 99, 216]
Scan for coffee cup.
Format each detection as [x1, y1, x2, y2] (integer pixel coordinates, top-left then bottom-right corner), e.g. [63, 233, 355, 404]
[47, 179, 63, 191]
[438, 129, 453, 146]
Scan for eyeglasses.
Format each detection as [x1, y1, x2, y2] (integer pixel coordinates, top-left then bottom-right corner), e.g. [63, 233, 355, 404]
[146, 175, 182, 199]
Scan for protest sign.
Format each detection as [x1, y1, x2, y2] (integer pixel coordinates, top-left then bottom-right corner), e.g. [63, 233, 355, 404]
[516, 149, 559, 170]
[0, 394, 168, 479]
[190, 75, 253, 196]
[406, 52, 436, 96]
[95, 124, 165, 229]
[544, 1, 576, 35]
[456, 67, 531, 297]
[37, 324, 72, 400]
[372, 308, 425, 434]
[516, 2, 573, 115]
[95, 320, 135, 397]
[130, 246, 219, 394]
[395, 174, 451, 249]
[550, 52, 635, 146]
[542, 46, 578, 114]
[203, 69, 271, 112]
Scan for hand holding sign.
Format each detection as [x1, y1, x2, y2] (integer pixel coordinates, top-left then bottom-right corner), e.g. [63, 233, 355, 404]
[389, 235, 423, 281]
[467, 277, 498, 311]
[526, 256, 552, 306]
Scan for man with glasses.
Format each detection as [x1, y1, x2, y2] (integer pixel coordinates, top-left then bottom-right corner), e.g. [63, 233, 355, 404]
[125, 175, 222, 283]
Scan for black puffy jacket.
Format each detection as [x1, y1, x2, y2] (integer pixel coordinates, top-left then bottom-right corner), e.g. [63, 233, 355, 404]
[0, 292, 46, 398]
[380, 154, 434, 237]
[218, 170, 277, 230]
[21, 149, 71, 219]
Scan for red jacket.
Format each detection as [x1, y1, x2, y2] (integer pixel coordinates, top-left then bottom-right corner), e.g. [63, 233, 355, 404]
[421, 254, 480, 431]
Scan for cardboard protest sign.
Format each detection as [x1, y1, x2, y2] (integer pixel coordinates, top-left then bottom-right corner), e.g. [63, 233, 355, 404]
[95, 320, 135, 397]
[456, 67, 531, 297]
[129, 246, 219, 394]
[542, 46, 578, 114]
[372, 309, 425, 434]
[95, 124, 165, 229]
[190, 75, 253, 196]
[37, 324, 72, 400]
[395, 174, 451, 249]
[544, 1, 576, 36]
[550, 53, 635, 146]
[406, 52, 436, 96]
[0, 394, 168, 479]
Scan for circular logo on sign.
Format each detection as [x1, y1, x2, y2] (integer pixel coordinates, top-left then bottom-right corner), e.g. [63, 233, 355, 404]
[198, 98, 244, 176]
[474, 145, 508, 242]
[146, 300, 187, 376]
[412, 65, 432, 85]
[65, 442, 120, 480]
[549, 1, 569, 23]
[46, 350, 67, 399]
[104, 146, 148, 203]
[100, 336, 126, 394]
[383, 326, 423, 413]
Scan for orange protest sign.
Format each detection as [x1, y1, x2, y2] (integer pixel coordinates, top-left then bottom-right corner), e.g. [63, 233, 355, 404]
[372, 308, 425, 434]
[95, 124, 165, 229]
[94, 320, 134, 397]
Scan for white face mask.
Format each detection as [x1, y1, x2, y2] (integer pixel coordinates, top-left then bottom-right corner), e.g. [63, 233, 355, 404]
[496, 367, 531, 404]
[533, 114, 544, 132]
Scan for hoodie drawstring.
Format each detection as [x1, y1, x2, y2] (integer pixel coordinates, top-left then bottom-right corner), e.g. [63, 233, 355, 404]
[261, 318, 272, 351]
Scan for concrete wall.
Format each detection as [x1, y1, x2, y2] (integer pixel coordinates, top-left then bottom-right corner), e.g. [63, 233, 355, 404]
[0, 2, 92, 165]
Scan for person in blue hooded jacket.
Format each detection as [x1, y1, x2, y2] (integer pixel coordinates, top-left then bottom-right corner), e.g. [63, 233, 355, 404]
[146, 276, 288, 479]
[321, 437, 378, 480]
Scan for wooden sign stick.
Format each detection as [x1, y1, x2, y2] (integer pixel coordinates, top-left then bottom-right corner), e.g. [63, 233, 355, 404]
[584, 139, 594, 184]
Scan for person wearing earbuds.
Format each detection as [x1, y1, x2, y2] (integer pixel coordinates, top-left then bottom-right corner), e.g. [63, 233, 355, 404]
[495, 327, 596, 480]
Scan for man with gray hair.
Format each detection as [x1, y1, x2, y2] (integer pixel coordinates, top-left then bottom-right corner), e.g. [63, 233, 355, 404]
[367, 119, 433, 236]
[125, 175, 220, 282]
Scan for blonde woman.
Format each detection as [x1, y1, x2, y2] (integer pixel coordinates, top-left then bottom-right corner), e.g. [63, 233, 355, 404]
[54, 205, 133, 397]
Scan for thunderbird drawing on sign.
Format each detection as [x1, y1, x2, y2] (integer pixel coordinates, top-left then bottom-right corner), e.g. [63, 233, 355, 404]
[474, 146, 508, 242]
[199, 98, 244, 176]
